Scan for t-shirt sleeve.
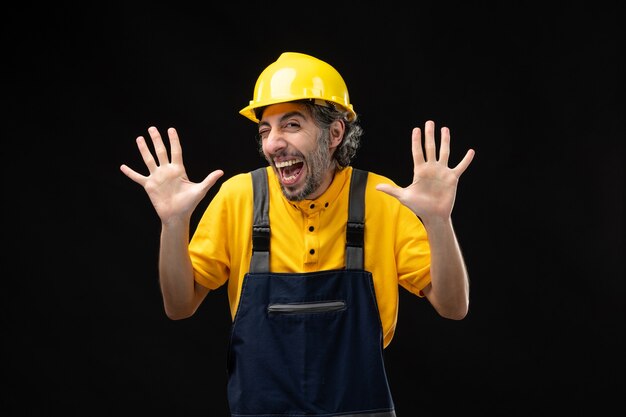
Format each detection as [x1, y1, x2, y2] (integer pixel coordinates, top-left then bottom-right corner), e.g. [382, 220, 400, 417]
[395, 204, 432, 297]
[188, 173, 253, 290]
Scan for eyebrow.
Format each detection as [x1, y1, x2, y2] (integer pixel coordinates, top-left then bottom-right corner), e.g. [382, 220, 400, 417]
[258, 110, 306, 129]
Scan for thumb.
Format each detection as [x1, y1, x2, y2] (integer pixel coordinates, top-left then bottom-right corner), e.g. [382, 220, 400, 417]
[200, 169, 225, 189]
[375, 183, 401, 199]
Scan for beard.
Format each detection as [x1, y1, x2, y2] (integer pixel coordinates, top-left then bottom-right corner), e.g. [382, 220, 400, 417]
[289, 129, 332, 201]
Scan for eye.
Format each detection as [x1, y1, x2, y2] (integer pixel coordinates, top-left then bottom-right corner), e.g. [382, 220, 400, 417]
[257, 129, 270, 140]
[282, 121, 301, 131]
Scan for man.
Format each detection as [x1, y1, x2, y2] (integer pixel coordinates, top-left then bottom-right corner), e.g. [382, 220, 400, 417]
[120, 52, 475, 417]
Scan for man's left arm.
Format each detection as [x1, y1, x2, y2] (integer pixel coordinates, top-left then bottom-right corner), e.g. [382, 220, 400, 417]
[376, 120, 475, 319]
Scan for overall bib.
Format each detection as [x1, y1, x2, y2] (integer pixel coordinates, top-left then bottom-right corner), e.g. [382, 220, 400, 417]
[227, 168, 396, 417]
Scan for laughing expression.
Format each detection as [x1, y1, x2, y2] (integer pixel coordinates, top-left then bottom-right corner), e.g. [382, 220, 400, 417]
[258, 103, 336, 201]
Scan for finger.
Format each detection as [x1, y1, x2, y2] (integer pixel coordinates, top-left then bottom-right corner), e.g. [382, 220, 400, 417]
[375, 183, 402, 199]
[136, 136, 158, 172]
[452, 149, 476, 177]
[439, 126, 451, 165]
[411, 127, 425, 166]
[119, 164, 147, 186]
[168, 127, 184, 166]
[148, 126, 170, 166]
[200, 169, 225, 189]
[424, 120, 436, 161]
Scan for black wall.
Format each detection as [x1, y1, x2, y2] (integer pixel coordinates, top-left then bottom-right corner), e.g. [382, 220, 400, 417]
[5, 2, 623, 416]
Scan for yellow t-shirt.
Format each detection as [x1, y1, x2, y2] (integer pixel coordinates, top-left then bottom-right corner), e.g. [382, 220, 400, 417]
[189, 166, 431, 348]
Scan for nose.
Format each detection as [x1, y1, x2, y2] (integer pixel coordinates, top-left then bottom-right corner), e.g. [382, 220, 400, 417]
[263, 129, 287, 154]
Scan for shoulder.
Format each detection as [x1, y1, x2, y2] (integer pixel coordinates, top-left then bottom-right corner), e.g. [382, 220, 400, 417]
[357, 169, 400, 197]
[219, 169, 261, 189]
[212, 170, 256, 202]
[362, 170, 398, 188]
[359, 169, 408, 213]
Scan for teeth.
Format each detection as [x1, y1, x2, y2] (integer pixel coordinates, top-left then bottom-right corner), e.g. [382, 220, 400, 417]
[274, 158, 303, 168]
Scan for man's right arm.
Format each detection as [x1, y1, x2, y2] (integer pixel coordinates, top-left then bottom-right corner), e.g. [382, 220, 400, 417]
[159, 218, 210, 320]
[120, 126, 223, 319]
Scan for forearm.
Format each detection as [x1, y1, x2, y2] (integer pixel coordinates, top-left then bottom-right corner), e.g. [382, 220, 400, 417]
[158, 218, 203, 320]
[422, 217, 470, 320]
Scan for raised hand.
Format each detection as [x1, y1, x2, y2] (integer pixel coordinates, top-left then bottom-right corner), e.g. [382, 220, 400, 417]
[375, 120, 474, 223]
[120, 126, 224, 224]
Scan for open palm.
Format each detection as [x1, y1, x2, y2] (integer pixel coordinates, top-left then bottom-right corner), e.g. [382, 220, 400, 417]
[120, 126, 224, 224]
[376, 120, 474, 221]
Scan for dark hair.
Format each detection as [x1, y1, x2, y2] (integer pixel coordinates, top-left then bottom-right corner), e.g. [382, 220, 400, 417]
[307, 100, 363, 168]
[254, 100, 363, 168]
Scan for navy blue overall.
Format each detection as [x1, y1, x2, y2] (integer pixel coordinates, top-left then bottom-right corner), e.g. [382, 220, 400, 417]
[226, 168, 396, 417]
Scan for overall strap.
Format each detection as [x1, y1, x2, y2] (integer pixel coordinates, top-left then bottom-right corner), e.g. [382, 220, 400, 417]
[346, 168, 368, 270]
[249, 168, 270, 273]
[249, 167, 368, 272]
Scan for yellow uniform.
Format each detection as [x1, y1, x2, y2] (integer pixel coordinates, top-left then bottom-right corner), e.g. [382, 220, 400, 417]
[189, 166, 431, 347]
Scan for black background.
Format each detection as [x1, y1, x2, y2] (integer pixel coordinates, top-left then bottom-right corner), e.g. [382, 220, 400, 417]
[4, 2, 623, 416]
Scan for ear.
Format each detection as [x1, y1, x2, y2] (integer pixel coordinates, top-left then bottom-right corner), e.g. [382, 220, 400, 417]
[329, 120, 345, 148]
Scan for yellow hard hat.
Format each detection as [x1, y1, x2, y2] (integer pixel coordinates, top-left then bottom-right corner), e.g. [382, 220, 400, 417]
[239, 52, 356, 123]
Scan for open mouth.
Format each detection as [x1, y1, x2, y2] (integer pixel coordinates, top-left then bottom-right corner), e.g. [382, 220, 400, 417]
[275, 158, 305, 185]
